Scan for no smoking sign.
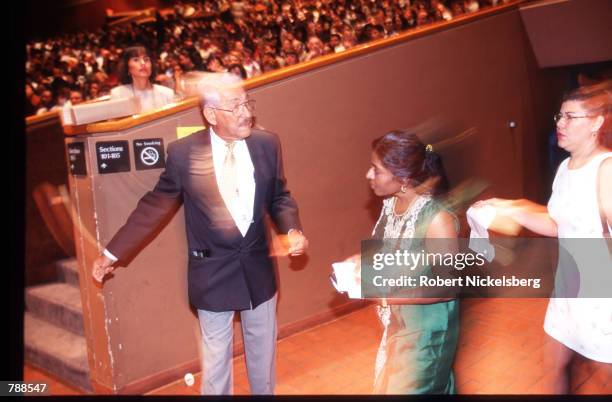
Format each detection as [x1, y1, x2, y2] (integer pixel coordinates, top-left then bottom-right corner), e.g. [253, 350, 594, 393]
[134, 138, 165, 170]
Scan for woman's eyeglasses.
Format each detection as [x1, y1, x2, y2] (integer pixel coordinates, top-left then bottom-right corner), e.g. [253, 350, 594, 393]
[553, 112, 595, 123]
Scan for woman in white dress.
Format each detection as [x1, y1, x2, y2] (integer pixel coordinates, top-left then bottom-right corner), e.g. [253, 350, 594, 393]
[111, 45, 176, 113]
[474, 81, 612, 393]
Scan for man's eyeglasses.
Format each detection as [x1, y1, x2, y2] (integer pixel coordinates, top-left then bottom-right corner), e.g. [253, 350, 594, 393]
[553, 112, 595, 123]
[209, 99, 256, 116]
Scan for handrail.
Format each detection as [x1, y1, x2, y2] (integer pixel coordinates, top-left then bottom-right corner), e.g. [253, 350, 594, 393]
[26, 110, 59, 125]
[244, 0, 528, 90]
[63, 97, 201, 136]
[25, 110, 61, 131]
[26, 0, 529, 135]
[107, 7, 156, 27]
[25, 96, 114, 129]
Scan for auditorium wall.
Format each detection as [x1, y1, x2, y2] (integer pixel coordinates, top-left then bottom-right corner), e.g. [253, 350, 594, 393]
[249, 6, 565, 340]
[26, 6, 570, 393]
[26, 0, 165, 39]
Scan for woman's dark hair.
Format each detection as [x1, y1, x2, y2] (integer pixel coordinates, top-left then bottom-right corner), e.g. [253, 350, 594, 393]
[562, 80, 612, 148]
[227, 63, 247, 79]
[205, 54, 225, 71]
[117, 45, 157, 85]
[372, 130, 450, 196]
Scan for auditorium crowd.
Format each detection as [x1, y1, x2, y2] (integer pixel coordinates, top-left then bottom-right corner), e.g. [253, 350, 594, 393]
[25, 0, 510, 116]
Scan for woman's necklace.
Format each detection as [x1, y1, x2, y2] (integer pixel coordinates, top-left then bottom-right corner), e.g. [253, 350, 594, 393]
[392, 194, 417, 216]
[386, 195, 417, 238]
[384, 195, 430, 239]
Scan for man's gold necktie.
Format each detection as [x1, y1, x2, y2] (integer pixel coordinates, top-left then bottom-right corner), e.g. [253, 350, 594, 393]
[220, 141, 238, 204]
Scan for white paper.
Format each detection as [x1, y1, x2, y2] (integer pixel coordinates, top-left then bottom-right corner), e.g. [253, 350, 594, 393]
[331, 262, 362, 299]
[467, 205, 496, 262]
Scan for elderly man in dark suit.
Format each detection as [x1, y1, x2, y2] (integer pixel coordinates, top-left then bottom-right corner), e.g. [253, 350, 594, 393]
[92, 72, 308, 395]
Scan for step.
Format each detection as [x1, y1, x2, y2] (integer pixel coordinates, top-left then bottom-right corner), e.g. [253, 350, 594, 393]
[24, 313, 92, 393]
[26, 283, 84, 336]
[56, 258, 79, 287]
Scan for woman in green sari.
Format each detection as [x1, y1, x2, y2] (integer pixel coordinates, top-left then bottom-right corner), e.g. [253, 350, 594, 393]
[365, 130, 460, 394]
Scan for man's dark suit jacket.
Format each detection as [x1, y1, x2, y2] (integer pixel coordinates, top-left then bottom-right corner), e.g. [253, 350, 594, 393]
[106, 128, 302, 311]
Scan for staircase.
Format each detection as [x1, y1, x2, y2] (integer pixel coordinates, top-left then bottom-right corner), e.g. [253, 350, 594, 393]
[24, 258, 92, 393]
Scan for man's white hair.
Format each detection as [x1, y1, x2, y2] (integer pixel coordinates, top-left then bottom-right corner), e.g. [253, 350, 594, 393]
[179, 72, 244, 107]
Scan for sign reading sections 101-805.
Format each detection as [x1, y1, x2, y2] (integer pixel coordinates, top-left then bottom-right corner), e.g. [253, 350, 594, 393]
[96, 141, 130, 174]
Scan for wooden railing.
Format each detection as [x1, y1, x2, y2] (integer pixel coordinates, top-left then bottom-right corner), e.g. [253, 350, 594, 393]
[244, 0, 528, 89]
[26, 0, 529, 135]
[107, 7, 157, 27]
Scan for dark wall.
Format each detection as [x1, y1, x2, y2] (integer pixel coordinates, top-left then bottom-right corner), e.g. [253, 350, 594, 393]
[249, 8, 567, 326]
[27, 6, 576, 393]
[25, 116, 71, 285]
[520, 0, 612, 68]
[25, 0, 166, 39]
